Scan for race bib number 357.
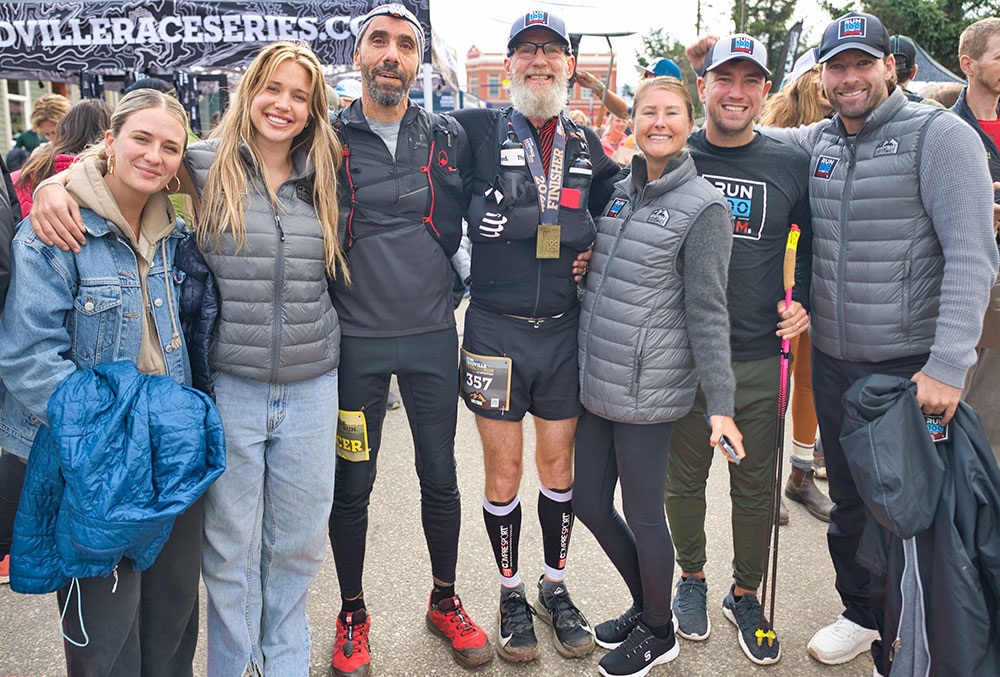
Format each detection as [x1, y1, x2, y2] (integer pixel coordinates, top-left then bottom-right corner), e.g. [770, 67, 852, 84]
[460, 349, 513, 412]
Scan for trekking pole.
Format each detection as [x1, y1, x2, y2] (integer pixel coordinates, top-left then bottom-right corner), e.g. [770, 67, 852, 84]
[756, 224, 801, 647]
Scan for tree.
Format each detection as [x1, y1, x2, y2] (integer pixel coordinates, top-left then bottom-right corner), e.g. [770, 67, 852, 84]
[817, 0, 1000, 74]
[730, 0, 799, 71]
[635, 28, 703, 116]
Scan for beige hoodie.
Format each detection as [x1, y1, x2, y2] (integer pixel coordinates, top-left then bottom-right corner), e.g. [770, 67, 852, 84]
[65, 157, 179, 376]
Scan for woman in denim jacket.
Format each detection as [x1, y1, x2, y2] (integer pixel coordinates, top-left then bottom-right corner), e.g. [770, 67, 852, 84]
[31, 42, 349, 676]
[0, 90, 199, 676]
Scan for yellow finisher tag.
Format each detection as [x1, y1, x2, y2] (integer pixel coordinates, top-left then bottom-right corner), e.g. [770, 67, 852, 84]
[336, 410, 370, 462]
[536, 224, 561, 259]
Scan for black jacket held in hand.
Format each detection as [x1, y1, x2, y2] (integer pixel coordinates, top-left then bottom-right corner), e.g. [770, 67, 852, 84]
[174, 233, 219, 399]
[840, 375, 1000, 677]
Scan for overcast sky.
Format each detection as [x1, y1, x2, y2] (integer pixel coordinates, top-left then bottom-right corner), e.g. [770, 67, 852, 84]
[429, 0, 832, 91]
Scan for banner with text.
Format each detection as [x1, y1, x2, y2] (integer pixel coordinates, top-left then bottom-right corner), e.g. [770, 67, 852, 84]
[0, 0, 430, 80]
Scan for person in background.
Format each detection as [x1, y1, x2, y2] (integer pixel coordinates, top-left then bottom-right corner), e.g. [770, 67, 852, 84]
[0, 87, 203, 677]
[600, 113, 629, 158]
[13, 99, 112, 215]
[953, 16, 1000, 464]
[890, 35, 945, 107]
[14, 93, 72, 154]
[574, 75, 742, 677]
[577, 57, 685, 121]
[924, 83, 963, 108]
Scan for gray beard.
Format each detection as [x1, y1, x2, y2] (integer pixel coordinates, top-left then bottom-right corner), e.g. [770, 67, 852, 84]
[362, 70, 412, 108]
[509, 70, 568, 120]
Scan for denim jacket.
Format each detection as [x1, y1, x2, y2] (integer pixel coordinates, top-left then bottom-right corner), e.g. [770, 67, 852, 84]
[0, 208, 191, 457]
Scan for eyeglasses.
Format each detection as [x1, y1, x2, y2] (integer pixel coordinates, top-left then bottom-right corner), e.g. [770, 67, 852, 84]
[509, 41, 569, 59]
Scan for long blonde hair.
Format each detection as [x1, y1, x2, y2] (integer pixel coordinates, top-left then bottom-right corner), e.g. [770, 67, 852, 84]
[76, 89, 189, 171]
[760, 67, 829, 128]
[199, 41, 347, 280]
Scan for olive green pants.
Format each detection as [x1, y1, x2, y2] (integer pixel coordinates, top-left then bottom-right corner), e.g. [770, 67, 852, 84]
[665, 356, 783, 592]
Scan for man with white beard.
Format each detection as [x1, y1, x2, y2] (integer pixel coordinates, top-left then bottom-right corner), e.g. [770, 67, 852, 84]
[449, 10, 620, 663]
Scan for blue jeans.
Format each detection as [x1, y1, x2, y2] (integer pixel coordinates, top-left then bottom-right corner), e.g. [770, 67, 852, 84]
[202, 369, 338, 676]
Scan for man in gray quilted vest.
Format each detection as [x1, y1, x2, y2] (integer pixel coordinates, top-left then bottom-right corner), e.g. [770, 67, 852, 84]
[686, 10, 999, 673]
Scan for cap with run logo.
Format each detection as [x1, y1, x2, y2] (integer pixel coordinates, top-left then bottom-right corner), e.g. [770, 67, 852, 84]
[508, 10, 570, 50]
[817, 12, 890, 63]
[703, 33, 771, 77]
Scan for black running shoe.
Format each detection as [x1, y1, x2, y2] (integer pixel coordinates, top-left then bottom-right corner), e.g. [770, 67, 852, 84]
[722, 586, 781, 665]
[597, 621, 679, 677]
[594, 603, 642, 650]
[534, 575, 595, 657]
[497, 587, 539, 662]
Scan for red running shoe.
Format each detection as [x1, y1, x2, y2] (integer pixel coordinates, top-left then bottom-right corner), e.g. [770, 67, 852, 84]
[331, 609, 371, 677]
[0, 555, 9, 585]
[426, 593, 494, 668]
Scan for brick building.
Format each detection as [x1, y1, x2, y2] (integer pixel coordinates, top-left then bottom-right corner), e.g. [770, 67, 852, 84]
[465, 45, 618, 121]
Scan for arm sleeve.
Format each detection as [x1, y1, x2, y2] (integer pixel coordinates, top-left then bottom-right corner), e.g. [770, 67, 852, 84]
[918, 114, 1000, 387]
[584, 124, 622, 218]
[0, 232, 78, 424]
[757, 120, 827, 155]
[681, 201, 736, 416]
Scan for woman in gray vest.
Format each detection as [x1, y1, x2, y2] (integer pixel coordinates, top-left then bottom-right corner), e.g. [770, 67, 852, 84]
[573, 77, 742, 677]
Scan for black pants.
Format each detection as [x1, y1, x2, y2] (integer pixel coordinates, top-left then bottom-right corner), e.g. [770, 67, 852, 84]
[0, 450, 27, 558]
[573, 410, 676, 628]
[56, 499, 204, 677]
[328, 329, 461, 598]
[812, 347, 927, 666]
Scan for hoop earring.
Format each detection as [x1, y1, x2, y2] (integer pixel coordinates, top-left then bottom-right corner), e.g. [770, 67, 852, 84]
[167, 175, 181, 193]
[107, 156, 115, 176]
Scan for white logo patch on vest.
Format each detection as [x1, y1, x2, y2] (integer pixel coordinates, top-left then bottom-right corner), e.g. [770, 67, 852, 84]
[813, 156, 839, 180]
[703, 174, 768, 240]
[606, 197, 629, 218]
[646, 208, 669, 227]
[873, 138, 899, 157]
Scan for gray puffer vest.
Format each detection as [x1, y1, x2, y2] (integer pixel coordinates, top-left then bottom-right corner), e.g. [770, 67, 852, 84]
[579, 152, 727, 423]
[809, 89, 946, 362]
[185, 140, 340, 384]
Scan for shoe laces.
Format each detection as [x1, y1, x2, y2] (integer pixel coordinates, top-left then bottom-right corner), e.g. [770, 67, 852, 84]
[337, 613, 369, 658]
[828, 616, 863, 641]
[674, 578, 707, 617]
[503, 592, 537, 632]
[609, 604, 642, 634]
[546, 588, 586, 627]
[619, 623, 651, 658]
[438, 596, 478, 637]
[732, 593, 768, 632]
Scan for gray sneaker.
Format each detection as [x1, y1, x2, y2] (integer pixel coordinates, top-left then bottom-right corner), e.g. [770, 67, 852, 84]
[722, 586, 781, 665]
[672, 576, 710, 641]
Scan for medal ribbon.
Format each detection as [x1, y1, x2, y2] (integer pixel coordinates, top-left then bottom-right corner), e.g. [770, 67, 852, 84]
[509, 111, 566, 226]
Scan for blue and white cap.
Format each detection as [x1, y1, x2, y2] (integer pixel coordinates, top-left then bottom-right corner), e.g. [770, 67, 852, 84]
[507, 10, 570, 51]
[817, 12, 890, 63]
[703, 33, 771, 77]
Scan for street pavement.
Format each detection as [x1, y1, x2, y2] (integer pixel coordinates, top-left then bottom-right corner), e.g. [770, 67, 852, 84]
[0, 302, 873, 676]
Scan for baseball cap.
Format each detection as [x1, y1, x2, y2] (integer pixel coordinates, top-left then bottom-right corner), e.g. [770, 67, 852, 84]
[703, 33, 771, 77]
[355, 3, 426, 57]
[818, 12, 890, 63]
[334, 79, 363, 102]
[507, 11, 570, 51]
[784, 47, 818, 88]
[890, 35, 917, 69]
[635, 57, 683, 80]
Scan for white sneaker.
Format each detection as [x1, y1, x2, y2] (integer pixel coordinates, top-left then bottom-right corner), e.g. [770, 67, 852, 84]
[807, 615, 879, 665]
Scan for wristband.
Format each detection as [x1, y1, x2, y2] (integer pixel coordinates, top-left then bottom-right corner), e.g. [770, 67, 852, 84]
[32, 178, 65, 203]
[593, 82, 604, 96]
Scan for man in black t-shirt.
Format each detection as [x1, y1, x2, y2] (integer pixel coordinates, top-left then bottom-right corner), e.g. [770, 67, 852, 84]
[663, 34, 819, 666]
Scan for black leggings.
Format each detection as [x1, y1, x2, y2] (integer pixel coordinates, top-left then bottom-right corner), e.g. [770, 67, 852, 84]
[0, 450, 27, 558]
[328, 329, 461, 599]
[573, 410, 675, 628]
